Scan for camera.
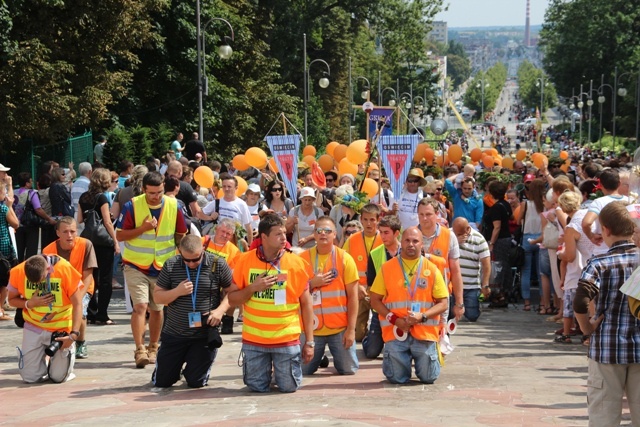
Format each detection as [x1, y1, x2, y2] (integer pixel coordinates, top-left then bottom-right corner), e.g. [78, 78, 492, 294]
[45, 331, 69, 357]
[201, 314, 223, 350]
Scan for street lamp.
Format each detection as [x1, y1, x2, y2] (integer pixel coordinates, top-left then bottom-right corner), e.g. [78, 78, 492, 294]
[400, 92, 412, 134]
[476, 77, 489, 122]
[357, 76, 371, 101]
[536, 75, 548, 120]
[381, 87, 397, 106]
[303, 33, 331, 146]
[196, 7, 234, 144]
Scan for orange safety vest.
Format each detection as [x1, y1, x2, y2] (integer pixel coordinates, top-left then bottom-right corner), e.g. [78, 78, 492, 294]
[201, 236, 240, 269]
[10, 256, 82, 332]
[423, 224, 452, 292]
[346, 231, 383, 285]
[378, 256, 442, 343]
[300, 247, 348, 331]
[232, 249, 310, 345]
[43, 238, 95, 295]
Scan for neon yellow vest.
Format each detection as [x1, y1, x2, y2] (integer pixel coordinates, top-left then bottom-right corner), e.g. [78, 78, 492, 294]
[123, 195, 178, 271]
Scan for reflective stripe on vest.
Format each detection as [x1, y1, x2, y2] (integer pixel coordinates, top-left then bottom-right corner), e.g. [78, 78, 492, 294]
[301, 247, 349, 330]
[42, 237, 95, 295]
[379, 256, 442, 343]
[123, 195, 177, 271]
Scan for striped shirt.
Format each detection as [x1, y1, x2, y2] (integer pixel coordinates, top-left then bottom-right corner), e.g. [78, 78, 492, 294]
[458, 229, 490, 289]
[156, 252, 232, 338]
[578, 241, 640, 364]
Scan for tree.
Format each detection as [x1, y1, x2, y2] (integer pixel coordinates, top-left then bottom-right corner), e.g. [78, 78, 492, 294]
[447, 54, 471, 90]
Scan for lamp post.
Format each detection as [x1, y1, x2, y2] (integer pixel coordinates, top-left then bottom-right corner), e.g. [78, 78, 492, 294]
[476, 77, 489, 123]
[303, 33, 330, 146]
[400, 92, 412, 134]
[196, 7, 234, 143]
[586, 79, 595, 144]
[357, 76, 371, 102]
[381, 87, 397, 106]
[413, 96, 425, 126]
[536, 75, 548, 120]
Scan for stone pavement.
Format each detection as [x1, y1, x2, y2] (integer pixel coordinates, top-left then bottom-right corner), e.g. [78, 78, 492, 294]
[0, 295, 634, 426]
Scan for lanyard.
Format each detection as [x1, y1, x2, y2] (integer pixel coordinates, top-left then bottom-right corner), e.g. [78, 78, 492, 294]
[46, 273, 53, 311]
[397, 256, 423, 300]
[362, 232, 378, 256]
[314, 247, 336, 274]
[185, 261, 202, 312]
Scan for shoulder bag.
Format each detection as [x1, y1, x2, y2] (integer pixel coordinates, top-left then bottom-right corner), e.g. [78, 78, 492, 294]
[21, 190, 48, 228]
[80, 196, 114, 247]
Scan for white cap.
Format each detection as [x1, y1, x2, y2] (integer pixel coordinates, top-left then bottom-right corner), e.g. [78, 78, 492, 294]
[0, 163, 10, 172]
[246, 183, 261, 194]
[300, 187, 316, 199]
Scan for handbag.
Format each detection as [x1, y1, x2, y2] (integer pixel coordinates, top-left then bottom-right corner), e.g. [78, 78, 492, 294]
[80, 196, 114, 247]
[21, 191, 48, 228]
[542, 220, 559, 249]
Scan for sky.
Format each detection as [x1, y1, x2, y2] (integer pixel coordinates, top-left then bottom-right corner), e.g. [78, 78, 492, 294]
[437, 0, 552, 28]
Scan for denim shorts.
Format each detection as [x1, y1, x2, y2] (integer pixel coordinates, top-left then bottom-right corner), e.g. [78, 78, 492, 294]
[539, 248, 552, 277]
[563, 288, 577, 318]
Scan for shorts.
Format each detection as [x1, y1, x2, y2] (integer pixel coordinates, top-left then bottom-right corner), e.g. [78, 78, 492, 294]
[539, 248, 552, 277]
[124, 265, 163, 311]
[563, 288, 577, 318]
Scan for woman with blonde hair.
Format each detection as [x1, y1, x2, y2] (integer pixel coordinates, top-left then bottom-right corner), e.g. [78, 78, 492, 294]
[79, 168, 119, 325]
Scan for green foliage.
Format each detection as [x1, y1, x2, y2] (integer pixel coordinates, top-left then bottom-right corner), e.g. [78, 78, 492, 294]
[129, 126, 154, 166]
[151, 123, 176, 160]
[103, 125, 132, 170]
[516, 61, 557, 113]
[447, 54, 471, 90]
[464, 63, 508, 120]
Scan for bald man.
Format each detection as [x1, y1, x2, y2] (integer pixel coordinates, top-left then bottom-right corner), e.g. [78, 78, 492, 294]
[451, 218, 491, 322]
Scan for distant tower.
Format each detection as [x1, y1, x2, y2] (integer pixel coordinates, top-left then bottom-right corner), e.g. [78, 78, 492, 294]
[524, 0, 531, 47]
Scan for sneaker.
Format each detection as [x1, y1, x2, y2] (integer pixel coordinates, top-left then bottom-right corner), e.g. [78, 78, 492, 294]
[236, 314, 243, 323]
[147, 342, 159, 364]
[319, 354, 330, 368]
[134, 345, 149, 369]
[75, 341, 88, 359]
[221, 315, 234, 334]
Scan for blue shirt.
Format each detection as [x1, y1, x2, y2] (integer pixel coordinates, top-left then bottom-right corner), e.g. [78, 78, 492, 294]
[445, 178, 483, 226]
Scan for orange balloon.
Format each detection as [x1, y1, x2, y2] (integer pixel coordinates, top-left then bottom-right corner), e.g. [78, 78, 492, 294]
[560, 163, 569, 172]
[470, 148, 482, 162]
[414, 143, 427, 163]
[490, 148, 499, 157]
[334, 144, 348, 162]
[303, 145, 317, 157]
[516, 149, 526, 161]
[302, 155, 316, 168]
[424, 148, 435, 164]
[232, 154, 250, 171]
[368, 162, 379, 170]
[217, 188, 223, 199]
[502, 157, 514, 169]
[560, 150, 569, 160]
[346, 139, 369, 165]
[435, 153, 449, 167]
[193, 166, 214, 188]
[482, 156, 494, 169]
[268, 157, 279, 173]
[245, 147, 268, 168]
[318, 154, 334, 172]
[448, 144, 463, 163]
[338, 158, 358, 176]
[533, 154, 547, 169]
[326, 141, 340, 156]
[361, 178, 379, 199]
[235, 176, 248, 197]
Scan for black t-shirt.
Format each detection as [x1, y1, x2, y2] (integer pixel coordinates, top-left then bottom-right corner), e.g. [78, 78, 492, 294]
[156, 252, 232, 338]
[485, 199, 512, 240]
[176, 181, 198, 216]
[79, 192, 109, 221]
[184, 139, 205, 161]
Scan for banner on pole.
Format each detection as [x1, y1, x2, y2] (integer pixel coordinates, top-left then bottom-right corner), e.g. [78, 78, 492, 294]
[378, 135, 421, 200]
[368, 107, 395, 139]
[265, 135, 301, 205]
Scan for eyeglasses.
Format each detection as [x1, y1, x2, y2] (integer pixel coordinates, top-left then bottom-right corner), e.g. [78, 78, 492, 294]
[271, 188, 283, 192]
[314, 227, 334, 235]
[181, 252, 203, 263]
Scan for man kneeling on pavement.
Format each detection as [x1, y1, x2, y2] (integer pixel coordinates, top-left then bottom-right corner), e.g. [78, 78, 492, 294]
[370, 227, 448, 384]
[8, 254, 84, 383]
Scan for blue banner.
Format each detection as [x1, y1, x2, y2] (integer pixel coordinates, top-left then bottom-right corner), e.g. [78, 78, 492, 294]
[265, 135, 301, 206]
[368, 107, 395, 141]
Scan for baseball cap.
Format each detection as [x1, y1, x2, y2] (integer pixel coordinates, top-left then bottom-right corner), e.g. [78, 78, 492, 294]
[245, 183, 261, 194]
[0, 163, 10, 172]
[524, 174, 535, 183]
[300, 187, 316, 199]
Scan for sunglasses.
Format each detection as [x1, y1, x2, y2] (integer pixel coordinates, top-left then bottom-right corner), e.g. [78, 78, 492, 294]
[426, 193, 435, 196]
[315, 227, 334, 235]
[271, 188, 283, 192]
[407, 179, 420, 183]
[436, 187, 442, 191]
[181, 252, 203, 263]
[326, 178, 334, 182]
[112, 179, 118, 183]
[344, 230, 357, 236]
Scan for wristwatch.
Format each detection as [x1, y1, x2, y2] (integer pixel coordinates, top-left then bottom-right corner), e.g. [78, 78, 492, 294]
[70, 331, 80, 338]
[305, 341, 315, 348]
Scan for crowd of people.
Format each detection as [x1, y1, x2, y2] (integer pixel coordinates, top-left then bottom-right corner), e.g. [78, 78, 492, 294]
[1, 124, 640, 424]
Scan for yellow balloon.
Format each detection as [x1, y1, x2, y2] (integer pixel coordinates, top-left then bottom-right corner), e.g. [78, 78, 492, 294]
[245, 147, 268, 168]
[361, 178, 379, 199]
[193, 166, 214, 188]
[338, 158, 358, 176]
[346, 139, 369, 165]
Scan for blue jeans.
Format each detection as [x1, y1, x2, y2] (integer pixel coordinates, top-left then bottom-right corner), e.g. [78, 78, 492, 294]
[521, 233, 541, 300]
[242, 343, 302, 393]
[463, 289, 481, 322]
[362, 313, 384, 359]
[301, 331, 358, 375]
[382, 336, 440, 384]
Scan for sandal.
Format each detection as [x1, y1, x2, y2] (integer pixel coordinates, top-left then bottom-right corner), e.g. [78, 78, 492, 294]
[523, 304, 531, 311]
[538, 305, 547, 315]
[554, 335, 572, 344]
[95, 319, 116, 325]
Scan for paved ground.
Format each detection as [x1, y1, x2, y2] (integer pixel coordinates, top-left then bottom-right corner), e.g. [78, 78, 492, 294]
[2, 290, 634, 426]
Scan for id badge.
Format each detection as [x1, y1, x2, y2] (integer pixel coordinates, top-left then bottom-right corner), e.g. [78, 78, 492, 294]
[188, 312, 202, 328]
[411, 302, 421, 313]
[274, 289, 286, 306]
[312, 290, 322, 306]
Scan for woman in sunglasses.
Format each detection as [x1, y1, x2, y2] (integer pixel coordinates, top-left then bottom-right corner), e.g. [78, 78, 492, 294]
[262, 180, 294, 219]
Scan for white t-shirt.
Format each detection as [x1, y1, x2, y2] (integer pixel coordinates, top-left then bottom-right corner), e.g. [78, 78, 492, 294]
[370, 189, 395, 210]
[203, 197, 251, 227]
[247, 202, 261, 232]
[565, 209, 596, 289]
[397, 189, 423, 230]
[588, 194, 629, 254]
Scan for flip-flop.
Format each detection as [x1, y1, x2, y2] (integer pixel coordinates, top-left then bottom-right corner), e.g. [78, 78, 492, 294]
[523, 304, 531, 311]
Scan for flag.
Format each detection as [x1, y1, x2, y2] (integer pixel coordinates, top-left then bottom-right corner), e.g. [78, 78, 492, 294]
[378, 135, 421, 199]
[265, 135, 300, 205]
[368, 107, 395, 141]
